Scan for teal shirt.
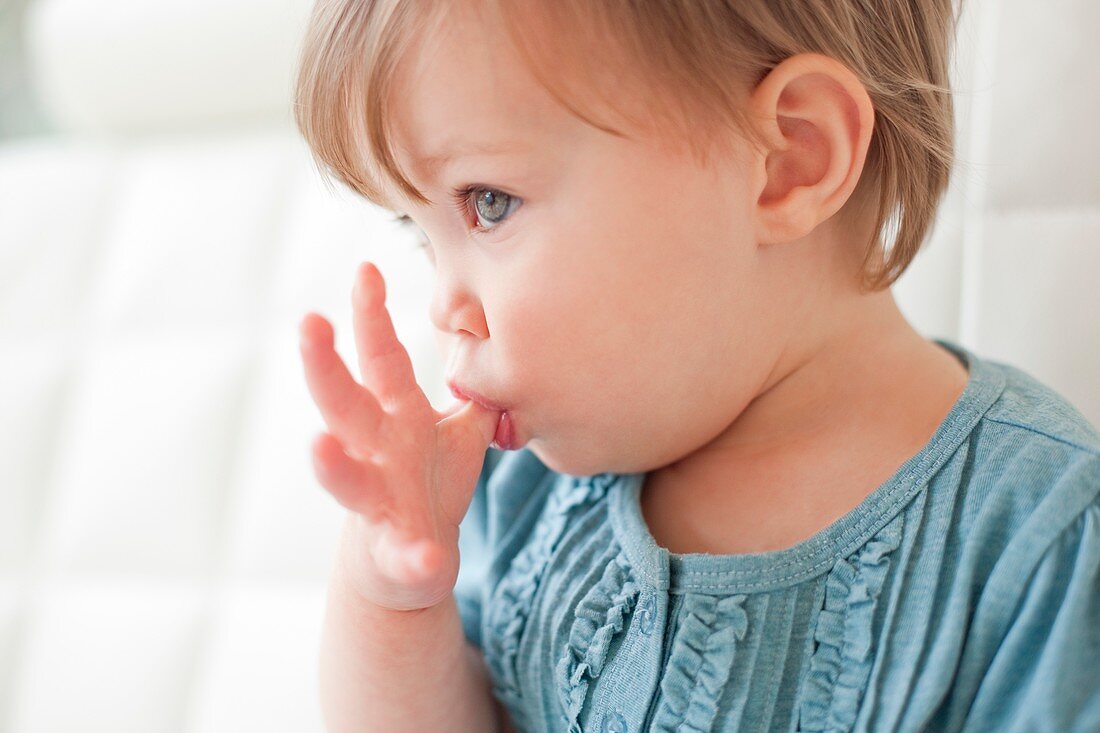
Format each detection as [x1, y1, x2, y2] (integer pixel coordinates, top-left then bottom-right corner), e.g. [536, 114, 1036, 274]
[455, 339, 1100, 732]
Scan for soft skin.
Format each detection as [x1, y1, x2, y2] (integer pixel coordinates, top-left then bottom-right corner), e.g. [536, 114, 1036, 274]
[385, 3, 968, 552]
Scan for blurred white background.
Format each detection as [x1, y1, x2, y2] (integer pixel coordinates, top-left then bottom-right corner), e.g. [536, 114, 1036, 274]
[0, 0, 1097, 731]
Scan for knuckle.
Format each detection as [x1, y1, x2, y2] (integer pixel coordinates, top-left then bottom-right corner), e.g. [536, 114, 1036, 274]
[330, 390, 365, 427]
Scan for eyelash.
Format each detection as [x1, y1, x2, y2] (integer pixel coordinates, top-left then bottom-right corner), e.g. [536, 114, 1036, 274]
[389, 184, 519, 243]
[449, 184, 520, 235]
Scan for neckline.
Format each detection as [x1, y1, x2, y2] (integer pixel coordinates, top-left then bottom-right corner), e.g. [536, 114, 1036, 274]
[607, 337, 1007, 594]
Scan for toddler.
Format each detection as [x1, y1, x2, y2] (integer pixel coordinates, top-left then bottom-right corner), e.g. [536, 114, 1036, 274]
[294, 0, 1100, 731]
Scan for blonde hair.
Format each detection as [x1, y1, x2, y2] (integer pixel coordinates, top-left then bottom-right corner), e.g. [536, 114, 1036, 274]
[294, 0, 962, 293]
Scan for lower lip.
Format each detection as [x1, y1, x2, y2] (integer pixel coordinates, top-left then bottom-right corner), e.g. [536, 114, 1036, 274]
[492, 410, 523, 451]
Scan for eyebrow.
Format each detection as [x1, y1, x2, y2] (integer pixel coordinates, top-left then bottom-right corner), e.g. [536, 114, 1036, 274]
[392, 140, 535, 214]
[413, 141, 530, 174]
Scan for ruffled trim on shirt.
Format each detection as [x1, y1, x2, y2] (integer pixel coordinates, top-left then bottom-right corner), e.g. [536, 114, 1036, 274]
[650, 593, 749, 732]
[484, 472, 620, 727]
[797, 513, 904, 732]
[555, 552, 641, 733]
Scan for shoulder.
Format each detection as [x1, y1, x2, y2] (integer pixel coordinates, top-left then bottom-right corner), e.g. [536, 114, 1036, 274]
[956, 468, 1100, 731]
[912, 351, 1100, 631]
[982, 357, 1100, 455]
[947, 355, 1100, 548]
[899, 356, 1100, 729]
[938, 354, 1100, 642]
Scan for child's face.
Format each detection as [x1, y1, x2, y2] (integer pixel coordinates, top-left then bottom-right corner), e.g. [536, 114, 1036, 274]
[386, 5, 797, 476]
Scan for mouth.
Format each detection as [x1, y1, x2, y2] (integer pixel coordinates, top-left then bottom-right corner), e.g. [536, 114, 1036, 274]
[447, 380, 508, 412]
[447, 379, 525, 451]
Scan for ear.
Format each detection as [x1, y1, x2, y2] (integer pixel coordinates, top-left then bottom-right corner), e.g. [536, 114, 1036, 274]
[747, 53, 875, 245]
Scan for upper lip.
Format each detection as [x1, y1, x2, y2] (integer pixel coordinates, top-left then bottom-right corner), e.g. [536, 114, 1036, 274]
[447, 379, 508, 412]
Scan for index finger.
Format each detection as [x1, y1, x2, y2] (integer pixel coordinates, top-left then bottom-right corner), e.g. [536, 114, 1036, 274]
[352, 262, 423, 409]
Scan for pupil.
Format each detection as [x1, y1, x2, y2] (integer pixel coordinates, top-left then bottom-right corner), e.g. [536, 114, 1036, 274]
[477, 190, 506, 222]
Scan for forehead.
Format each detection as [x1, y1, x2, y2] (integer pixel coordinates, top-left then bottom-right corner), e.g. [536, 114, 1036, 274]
[386, 2, 588, 186]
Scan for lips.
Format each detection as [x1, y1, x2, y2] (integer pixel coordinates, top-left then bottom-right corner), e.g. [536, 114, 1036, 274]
[446, 379, 524, 451]
[447, 380, 508, 411]
[491, 410, 519, 451]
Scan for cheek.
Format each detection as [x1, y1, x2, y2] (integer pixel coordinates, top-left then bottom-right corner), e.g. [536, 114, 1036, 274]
[493, 226, 749, 402]
[491, 277, 623, 421]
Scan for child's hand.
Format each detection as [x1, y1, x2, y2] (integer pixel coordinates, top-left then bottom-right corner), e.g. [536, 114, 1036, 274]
[299, 262, 501, 611]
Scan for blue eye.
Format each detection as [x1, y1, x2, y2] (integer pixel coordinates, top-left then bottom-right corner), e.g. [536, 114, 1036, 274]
[451, 185, 522, 232]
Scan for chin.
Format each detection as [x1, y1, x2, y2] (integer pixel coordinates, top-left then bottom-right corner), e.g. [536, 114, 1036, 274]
[526, 440, 625, 478]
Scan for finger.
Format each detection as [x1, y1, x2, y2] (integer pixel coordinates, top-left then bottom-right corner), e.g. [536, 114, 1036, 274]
[351, 262, 422, 409]
[438, 397, 501, 452]
[299, 312, 385, 455]
[310, 432, 389, 520]
[436, 399, 504, 524]
[433, 394, 468, 423]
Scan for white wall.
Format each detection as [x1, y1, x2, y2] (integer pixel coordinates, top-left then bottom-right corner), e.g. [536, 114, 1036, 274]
[0, 0, 1097, 730]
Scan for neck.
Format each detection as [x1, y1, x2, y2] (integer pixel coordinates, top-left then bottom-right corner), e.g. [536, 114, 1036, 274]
[675, 285, 946, 465]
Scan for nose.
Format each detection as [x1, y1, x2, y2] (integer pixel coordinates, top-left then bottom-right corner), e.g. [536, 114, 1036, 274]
[428, 272, 488, 339]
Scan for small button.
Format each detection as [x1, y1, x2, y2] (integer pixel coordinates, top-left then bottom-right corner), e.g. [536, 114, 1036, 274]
[601, 711, 628, 733]
[637, 594, 657, 635]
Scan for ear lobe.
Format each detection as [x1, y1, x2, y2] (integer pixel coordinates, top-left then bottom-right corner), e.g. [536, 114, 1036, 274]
[748, 53, 875, 245]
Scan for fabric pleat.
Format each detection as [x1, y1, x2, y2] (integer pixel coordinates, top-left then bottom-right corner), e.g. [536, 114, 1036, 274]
[796, 514, 904, 732]
[554, 552, 641, 733]
[649, 593, 750, 732]
[483, 473, 620, 730]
